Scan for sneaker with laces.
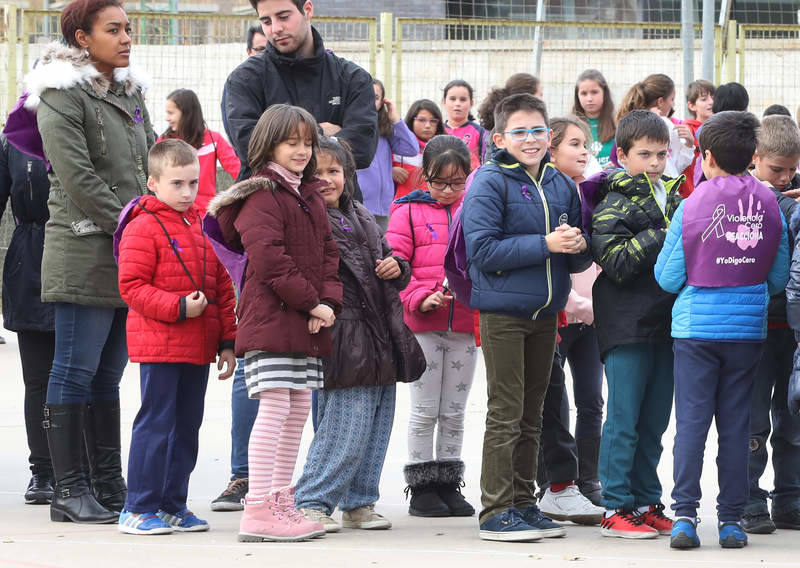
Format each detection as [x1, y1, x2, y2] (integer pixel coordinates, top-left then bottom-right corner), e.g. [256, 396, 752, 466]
[342, 504, 392, 529]
[211, 477, 248, 511]
[479, 507, 544, 542]
[538, 485, 604, 525]
[600, 510, 658, 539]
[118, 510, 174, 535]
[157, 508, 209, 532]
[742, 511, 776, 534]
[639, 504, 673, 535]
[299, 508, 341, 533]
[275, 487, 326, 538]
[519, 504, 567, 537]
[771, 508, 800, 530]
[670, 517, 700, 549]
[718, 520, 748, 548]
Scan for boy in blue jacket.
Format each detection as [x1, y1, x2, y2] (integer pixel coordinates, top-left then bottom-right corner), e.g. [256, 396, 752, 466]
[462, 93, 592, 542]
[655, 111, 790, 549]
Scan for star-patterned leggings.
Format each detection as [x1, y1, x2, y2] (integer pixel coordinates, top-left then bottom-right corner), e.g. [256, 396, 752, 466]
[408, 331, 478, 463]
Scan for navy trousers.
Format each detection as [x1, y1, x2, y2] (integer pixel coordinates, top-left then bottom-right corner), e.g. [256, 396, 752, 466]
[672, 339, 763, 521]
[125, 362, 209, 513]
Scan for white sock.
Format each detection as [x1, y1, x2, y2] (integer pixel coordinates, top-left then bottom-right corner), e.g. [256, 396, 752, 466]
[605, 509, 617, 518]
[637, 506, 650, 514]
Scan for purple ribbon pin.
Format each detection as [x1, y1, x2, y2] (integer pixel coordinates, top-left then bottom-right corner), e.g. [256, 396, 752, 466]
[133, 107, 144, 124]
[340, 217, 352, 232]
[521, 185, 533, 200]
[170, 238, 182, 254]
[425, 223, 439, 240]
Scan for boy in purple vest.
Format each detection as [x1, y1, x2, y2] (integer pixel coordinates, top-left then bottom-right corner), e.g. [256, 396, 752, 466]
[655, 111, 790, 549]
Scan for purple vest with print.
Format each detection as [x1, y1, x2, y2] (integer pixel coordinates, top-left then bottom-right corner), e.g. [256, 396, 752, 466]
[682, 175, 781, 287]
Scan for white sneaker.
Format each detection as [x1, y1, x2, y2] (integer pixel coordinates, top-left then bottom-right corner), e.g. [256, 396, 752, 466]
[299, 508, 341, 533]
[538, 485, 604, 525]
[341, 504, 392, 530]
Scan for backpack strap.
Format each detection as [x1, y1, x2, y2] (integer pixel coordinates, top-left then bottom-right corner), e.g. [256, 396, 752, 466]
[408, 202, 415, 262]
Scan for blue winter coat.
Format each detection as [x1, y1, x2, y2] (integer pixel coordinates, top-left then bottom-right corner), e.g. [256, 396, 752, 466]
[655, 201, 790, 341]
[461, 150, 591, 319]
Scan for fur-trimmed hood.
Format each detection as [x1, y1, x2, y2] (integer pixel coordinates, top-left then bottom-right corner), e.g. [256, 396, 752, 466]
[23, 42, 151, 110]
[206, 176, 275, 218]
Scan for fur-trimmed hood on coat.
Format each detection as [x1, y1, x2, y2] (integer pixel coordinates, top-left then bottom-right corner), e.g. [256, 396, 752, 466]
[206, 176, 275, 219]
[23, 42, 151, 110]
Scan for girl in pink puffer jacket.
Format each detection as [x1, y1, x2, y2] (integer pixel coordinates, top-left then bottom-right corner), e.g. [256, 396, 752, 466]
[385, 135, 477, 519]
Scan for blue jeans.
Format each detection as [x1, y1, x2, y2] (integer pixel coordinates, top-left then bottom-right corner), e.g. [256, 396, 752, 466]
[125, 363, 209, 513]
[747, 328, 800, 515]
[294, 385, 396, 514]
[599, 343, 673, 510]
[672, 339, 762, 521]
[230, 358, 259, 479]
[46, 303, 128, 404]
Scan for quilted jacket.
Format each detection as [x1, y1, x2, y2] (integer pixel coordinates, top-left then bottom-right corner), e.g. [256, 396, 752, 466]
[386, 189, 474, 335]
[589, 170, 683, 357]
[117, 195, 236, 363]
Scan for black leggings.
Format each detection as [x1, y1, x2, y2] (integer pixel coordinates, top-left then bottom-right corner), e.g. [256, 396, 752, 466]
[18, 330, 56, 475]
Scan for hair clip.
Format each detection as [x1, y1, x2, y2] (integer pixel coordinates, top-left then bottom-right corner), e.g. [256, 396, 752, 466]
[521, 185, 533, 200]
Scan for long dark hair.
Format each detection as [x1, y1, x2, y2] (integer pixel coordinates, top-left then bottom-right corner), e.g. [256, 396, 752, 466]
[572, 69, 616, 143]
[404, 99, 445, 138]
[617, 73, 675, 121]
[374, 79, 394, 139]
[248, 104, 319, 181]
[163, 88, 206, 149]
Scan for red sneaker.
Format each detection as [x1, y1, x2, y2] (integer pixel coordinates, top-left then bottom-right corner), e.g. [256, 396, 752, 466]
[639, 504, 674, 535]
[600, 510, 658, 539]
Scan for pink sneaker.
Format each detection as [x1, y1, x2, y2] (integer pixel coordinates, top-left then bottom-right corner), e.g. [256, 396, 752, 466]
[237, 491, 324, 542]
[275, 486, 326, 539]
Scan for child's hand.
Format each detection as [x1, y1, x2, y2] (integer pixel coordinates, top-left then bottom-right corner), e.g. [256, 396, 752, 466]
[310, 304, 335, 327]
[392, 167, 410, 184]
[376, 257, 401, 280]
[420, 291, 453, 312]
[185, 291, 208, 318]
[217, 348, 235, 380]
[674, 123, 694, 147]
[319, 122, 342, 136]
[385, 98, 401, 123]
[546, 225, 586, 254]
[783, 187, 800, 200]
[308, 316, 325, 334]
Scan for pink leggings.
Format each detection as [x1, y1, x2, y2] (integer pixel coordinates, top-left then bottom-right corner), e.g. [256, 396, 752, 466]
[248, 388, 312, 497]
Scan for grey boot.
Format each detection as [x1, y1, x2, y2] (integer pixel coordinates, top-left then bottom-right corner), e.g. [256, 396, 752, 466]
[577, 437, 602, 506]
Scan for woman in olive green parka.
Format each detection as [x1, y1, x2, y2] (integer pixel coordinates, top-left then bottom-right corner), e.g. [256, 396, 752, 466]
[24, 0, 154, 524]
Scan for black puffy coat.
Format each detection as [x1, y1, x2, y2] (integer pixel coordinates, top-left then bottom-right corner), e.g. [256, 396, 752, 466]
[323, 198, 425, 389]
[0, 134, 54, 332]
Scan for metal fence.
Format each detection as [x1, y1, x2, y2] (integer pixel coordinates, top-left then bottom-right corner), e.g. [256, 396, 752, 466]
[1, 7, 799, 131]
[0, 6, 377, 135]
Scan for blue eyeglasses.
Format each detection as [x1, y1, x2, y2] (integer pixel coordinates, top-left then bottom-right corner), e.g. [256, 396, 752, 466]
[503, 127, 551, 142]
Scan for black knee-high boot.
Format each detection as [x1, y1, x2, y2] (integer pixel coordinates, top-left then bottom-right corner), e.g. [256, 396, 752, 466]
[44, 404, 117, 523]
[85, 400, 127, 512]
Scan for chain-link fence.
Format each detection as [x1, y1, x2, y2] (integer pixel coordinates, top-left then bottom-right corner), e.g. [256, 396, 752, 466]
[740, 24, 800, 119]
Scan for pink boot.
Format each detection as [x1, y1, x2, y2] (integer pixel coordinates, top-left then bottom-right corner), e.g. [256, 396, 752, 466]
[238, 490, 323, 542]
[276, 486, 326, 539]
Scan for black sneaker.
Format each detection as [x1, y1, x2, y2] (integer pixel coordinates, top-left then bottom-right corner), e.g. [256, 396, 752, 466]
[24, 473, 53, 504]
[772, 509, 800, 530]
[742, 512, 776, 534]
[210, 478, 247, 511]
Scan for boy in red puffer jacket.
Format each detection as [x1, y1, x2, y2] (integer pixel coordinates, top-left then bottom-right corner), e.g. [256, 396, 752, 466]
[116, 139, 236, 535]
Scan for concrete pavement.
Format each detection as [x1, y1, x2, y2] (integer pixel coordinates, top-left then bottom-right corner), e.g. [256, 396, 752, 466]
[0, 332, 798, 568]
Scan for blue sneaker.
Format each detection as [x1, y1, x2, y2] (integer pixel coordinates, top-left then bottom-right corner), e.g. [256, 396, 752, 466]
[157, 508, 210, 532]
[519, 504, 567, 538]
[718, 521, 747, 548]
[479, 507, 544, 542]
[118, 510, 174, 535]
[670, 517, 700, 549]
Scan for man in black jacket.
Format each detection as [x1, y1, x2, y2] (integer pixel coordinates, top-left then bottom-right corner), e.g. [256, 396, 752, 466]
[223, 0, 378, 186]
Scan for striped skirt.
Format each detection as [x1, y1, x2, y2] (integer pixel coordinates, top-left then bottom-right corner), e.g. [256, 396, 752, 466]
[243, 351, 324, 397]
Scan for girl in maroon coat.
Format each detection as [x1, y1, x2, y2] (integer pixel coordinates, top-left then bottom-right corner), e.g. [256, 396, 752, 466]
[206, 105, 343, 543]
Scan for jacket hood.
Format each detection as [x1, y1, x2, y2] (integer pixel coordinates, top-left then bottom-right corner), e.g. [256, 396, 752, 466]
[206, 176, 274, 218]
[266, 26, 326, 68]
[393, 189, 438, 205]
[23, 42, 151, 110]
